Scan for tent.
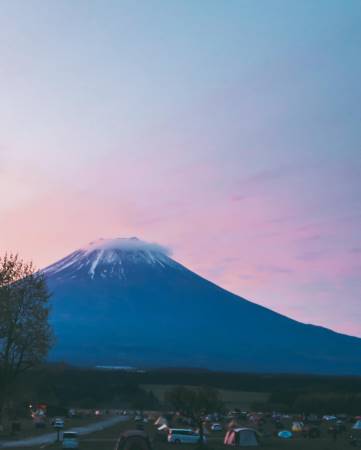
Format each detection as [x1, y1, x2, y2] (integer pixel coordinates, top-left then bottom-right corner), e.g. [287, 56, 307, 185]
[224, 428, 259, 447]
[155, 416, 168, 427]
[353, 420, 361, 430]
[291, 421, 304, 432]
[278, 430, 293, 439]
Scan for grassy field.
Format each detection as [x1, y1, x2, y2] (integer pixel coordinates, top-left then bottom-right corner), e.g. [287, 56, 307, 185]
[141, 384, 269, 409]
[7, 417, 354, 450]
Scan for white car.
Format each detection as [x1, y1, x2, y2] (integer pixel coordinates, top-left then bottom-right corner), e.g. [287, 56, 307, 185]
[323, 415, 337, 422]
[168, 429, 206, 444]
[53, 418, 65, 428]
[211, 423, 223, 432]
[62, 431, 79, 449]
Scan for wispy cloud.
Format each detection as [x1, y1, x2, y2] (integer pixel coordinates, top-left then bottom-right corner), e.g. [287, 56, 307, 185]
[243, 165, 296, 185]
[296, 250, 327, 261]
[256, 264, 294, 275]
[231, 194, 248, 202]
[239, 274, 255, 280]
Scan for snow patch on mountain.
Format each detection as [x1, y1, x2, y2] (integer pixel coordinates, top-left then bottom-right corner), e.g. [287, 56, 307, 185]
[89, 250, 104, 278]
[42, 237, 179, 280]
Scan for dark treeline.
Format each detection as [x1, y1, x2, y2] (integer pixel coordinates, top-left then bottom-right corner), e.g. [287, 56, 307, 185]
[13, 365, 361, 416]
[35, 367, 161, 409]
[30, 364, 361, 392]
[141, 368, 361, 394]
[11, 365, 160, 417]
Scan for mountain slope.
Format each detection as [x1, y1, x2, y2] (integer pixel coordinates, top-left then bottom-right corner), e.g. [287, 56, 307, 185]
[43, 237, 361, 374]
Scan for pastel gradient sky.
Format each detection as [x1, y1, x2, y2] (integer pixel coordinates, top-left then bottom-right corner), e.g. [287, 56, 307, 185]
[1, 1, 361, 336]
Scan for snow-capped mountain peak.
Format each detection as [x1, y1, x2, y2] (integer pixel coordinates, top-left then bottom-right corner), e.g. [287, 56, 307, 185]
[43, 237, 177, 280]
[82, 237, 170, 255]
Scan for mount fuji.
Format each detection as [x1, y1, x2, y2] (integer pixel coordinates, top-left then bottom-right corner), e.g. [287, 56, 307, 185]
[43, 237, 361, 374]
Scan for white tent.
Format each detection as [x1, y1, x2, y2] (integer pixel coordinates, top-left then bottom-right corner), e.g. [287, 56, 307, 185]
[292, 421, 304, 432]
[353, 420, 361, 430]
[155, 416, 168, 427]
[224, 428, 259, 447]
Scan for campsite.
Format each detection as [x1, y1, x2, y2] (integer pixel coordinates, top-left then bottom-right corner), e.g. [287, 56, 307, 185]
[2, 400, 361, 450]
[5, 411, 360, 450]
[1, 367, 361, 450]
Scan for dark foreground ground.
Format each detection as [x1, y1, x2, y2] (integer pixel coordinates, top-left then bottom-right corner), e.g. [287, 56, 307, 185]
[10, 417, 355, 450]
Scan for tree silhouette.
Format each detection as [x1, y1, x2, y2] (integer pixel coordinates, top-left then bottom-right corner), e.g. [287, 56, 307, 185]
[166, 385, 223, 445]
[0, 254, 53, 426]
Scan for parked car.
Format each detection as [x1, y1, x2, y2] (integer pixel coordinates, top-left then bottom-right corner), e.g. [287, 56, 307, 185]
[323, 415, 337, 422]
[62, 431, 79, 449]
[211, 423, 223, 432]
[53, 418, 65, 428]
[168, 429, 206, 444]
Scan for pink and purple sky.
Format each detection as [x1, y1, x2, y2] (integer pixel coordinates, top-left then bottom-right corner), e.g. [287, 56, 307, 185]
[1, 1, 360, 336]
